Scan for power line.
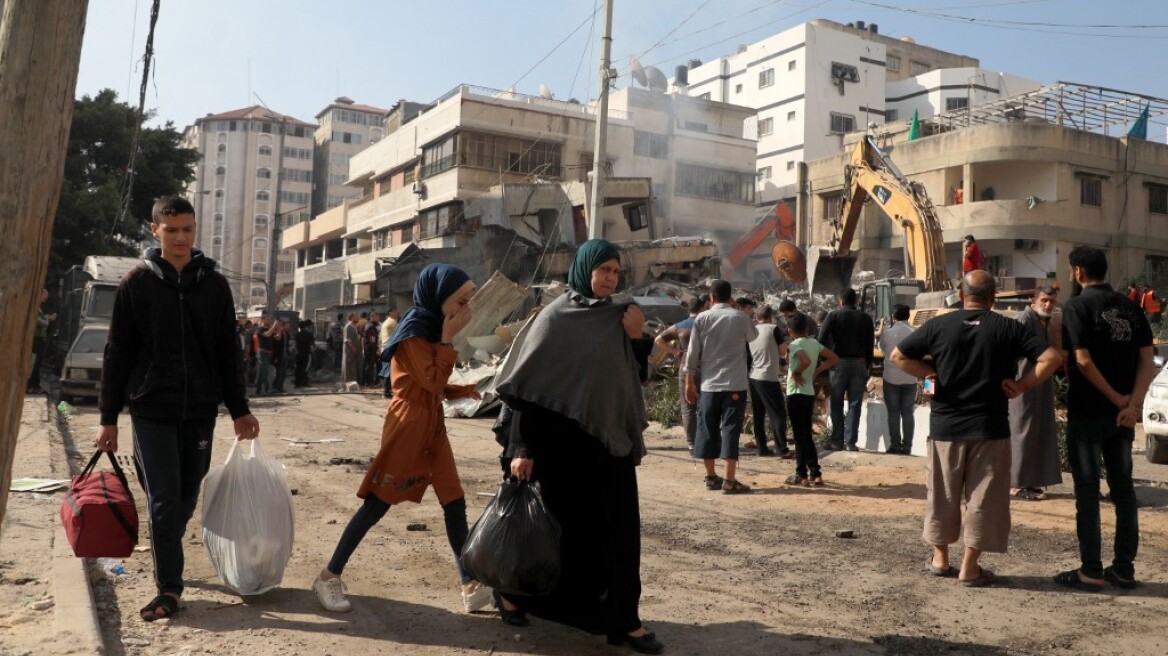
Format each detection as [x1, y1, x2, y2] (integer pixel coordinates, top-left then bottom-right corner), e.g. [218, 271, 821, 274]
[631, 0, 715, 62]
[510, 5, 605, 90]
[850, 0, 1168, 29]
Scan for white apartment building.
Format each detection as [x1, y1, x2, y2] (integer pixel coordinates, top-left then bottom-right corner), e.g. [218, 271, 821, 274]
[283, 84, 758, 314]
[312, 97, 390, 217]
[885, 68, 1042, 123]
[183, 106, 315, 311]
[678, 18, 979, 205]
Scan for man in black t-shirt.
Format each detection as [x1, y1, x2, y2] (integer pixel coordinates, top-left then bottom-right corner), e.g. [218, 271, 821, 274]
[890, 270, 1059, 587]
[818, 288, 875, 451]
[1055, 246, 1155, 592]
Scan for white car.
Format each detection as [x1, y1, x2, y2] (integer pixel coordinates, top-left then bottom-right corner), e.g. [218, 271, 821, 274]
[1142, 364, 1168, 464]
[60, 324, 108, 404]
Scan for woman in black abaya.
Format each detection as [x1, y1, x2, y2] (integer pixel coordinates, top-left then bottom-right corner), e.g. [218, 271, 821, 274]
[493, 239, 663, 655]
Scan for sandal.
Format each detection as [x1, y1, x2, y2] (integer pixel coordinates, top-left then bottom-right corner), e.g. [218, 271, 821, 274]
[784, 474, 807, 486]
[703, 474, 725, 491]
[1052, 569, 1103, 592]
[722, 479, 752, 494]
[1011, 488, 1044, 501]
[926, 559, 958, 577]
[960, 568, 997, 587]
[140, 593, 180, 621]
[1103, 566, 1138, 590]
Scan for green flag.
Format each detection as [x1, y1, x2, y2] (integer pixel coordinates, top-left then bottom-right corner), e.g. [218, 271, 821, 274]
[908, 109, 920, 141]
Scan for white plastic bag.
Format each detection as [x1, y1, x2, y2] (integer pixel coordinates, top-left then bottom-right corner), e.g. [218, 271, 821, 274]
[201, 439, 294, 595]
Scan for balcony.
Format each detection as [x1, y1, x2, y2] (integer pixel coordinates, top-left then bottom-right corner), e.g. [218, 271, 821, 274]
[281, 221, 309, 250]
[346, 187, 420, 235]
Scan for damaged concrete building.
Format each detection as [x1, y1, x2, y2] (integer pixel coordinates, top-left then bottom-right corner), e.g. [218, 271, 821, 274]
[800, 82, 1168, 300]
[282, 83, 759, 318]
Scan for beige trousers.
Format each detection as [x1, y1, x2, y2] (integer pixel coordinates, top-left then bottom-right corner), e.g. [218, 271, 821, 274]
[922, 438, 1012, 553]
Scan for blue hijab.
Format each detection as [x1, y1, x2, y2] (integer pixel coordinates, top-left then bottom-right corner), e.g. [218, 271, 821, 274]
[381, 263, 471, 362]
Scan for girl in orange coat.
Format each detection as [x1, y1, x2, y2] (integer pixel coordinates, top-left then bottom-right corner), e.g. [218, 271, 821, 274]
[312, 264, 489, 613]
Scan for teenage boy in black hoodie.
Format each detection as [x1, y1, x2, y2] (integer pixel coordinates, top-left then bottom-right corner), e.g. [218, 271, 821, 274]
[97, 196, 260, 622]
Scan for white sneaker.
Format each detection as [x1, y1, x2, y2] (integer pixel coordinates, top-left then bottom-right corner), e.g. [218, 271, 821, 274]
[313, 576, 352, 612]
[461, 582, 493, 613]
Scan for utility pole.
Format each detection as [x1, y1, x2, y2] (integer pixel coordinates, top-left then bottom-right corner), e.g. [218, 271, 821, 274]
[0, 0, 91, 533]
[587, 0, 614, 240]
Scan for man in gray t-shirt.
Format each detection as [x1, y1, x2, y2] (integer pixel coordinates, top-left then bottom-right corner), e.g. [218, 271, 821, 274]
[747, 305, 791, 458]
[685, 280, 758, 494]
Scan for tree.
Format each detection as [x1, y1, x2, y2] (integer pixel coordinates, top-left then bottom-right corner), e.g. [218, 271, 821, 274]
[1, 0, 90, 538]
[48, 89, 199, 287]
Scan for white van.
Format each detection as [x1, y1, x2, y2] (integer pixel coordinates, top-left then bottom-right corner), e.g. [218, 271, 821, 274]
[1142, 363, 1168, 464]
[60, 324, 108, 404]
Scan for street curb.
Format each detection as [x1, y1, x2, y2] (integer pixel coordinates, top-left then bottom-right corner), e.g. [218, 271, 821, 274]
[53, 524, 105, 654]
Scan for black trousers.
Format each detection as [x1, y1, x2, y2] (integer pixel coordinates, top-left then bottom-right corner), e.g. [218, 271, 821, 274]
[749, 378, 788, 453]
[502, 404, 643, 637]
[294, 354, 310, 387]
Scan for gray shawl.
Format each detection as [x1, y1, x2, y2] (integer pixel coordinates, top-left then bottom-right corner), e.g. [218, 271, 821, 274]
[494, 289, 648, 462]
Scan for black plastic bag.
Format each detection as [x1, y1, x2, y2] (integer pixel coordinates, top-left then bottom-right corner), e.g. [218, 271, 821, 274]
[460, 477, 562, 596]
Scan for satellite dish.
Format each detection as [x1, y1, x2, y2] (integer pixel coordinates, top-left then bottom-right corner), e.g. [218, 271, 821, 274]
[539, 84, 554, 100]
[644, 66, 668, 93]
[629, 56, 648, 87]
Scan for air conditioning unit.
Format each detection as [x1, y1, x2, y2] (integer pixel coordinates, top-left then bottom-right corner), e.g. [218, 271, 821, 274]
[1014, 238, 1042, 253]
[411, 182, 425, 196]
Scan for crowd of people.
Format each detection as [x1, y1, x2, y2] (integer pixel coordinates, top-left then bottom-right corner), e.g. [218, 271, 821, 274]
[78, 199, 1153, 653]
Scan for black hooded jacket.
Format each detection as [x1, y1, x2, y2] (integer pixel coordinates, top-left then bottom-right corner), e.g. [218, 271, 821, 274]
[99, 248, 250, 425]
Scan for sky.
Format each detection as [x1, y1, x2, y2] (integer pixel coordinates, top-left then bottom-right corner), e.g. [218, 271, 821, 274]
[76, 0, 1167, 135]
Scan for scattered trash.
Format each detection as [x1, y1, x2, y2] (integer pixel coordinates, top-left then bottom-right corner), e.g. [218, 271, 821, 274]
[28, 599, 54, 611]
[835, 530, 855, 539]
[406, 523, 428, 532]
[290, 488, 299, 496]
[97, 558, 125, 576]
[9, 478, 68, 493]
[56, 401, 76, 415]
[279, 437, 344, 445]
[329, 457, 372, 466]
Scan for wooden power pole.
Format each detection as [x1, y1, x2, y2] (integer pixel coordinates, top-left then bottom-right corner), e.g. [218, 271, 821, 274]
[0, 0, 90, 534]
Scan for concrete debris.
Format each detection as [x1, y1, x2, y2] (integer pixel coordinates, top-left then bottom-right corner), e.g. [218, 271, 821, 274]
[454, 271, 529, 362]
[442, 361, 504, 418]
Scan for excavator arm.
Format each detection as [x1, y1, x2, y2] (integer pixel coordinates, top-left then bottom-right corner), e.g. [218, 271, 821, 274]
[808, 136, 952, 294]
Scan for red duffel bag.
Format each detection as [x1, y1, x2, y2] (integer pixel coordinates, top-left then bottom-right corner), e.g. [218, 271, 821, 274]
[59, 450, 139, 558]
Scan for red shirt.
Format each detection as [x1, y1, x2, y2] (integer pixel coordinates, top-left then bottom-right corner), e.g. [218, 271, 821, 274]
[963, 243, 983, 273]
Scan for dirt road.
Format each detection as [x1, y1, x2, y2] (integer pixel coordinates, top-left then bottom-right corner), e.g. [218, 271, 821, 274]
[5, 390, 1168, 656]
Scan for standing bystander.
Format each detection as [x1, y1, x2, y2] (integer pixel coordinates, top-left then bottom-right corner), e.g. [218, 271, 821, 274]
[1054, 247, 1155, 591]
[747, 305, 792, 458]
[1008, 288, 1063, 500]
[26, 288, 57, 394]
[342, 313, 363, 386]
[784, 312, 839, 486]
[294, 320, 315, 388]
[890, 270, 1059, 586]
[684, 279, 758, 494]
[654, 296, 706, 452]
[818, 288, 875, 451]
[878, 304, 919, 455]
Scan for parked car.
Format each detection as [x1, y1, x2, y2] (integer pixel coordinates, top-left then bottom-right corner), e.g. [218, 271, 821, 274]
[59, 324, 108, 404]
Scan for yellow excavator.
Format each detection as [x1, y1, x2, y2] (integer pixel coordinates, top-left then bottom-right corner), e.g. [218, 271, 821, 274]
[805, 135, 955, 322]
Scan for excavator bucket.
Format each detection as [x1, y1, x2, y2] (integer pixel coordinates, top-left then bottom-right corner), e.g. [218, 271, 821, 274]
[806, 246, 858, 296]
[770, 240, 807, 283]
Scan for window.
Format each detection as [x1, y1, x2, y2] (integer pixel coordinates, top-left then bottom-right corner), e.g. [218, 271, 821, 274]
[786, 161, 795, 171]
[1150, 183, 1168, 215]
[329, 152, 350, 167]
[214, 189, 224, 198]
[683, 121, 708, 132]
[417, 202, 470, 239]
[329, 173, 347, 186]
[215, 165, 226, 175]
[758, 166, 772, 181]
[946, 97, 969, 111]
[216, 143, 227, 153]
[885, 109, 898, 122]
[829, 112, 856, 134]
[211, 236, 222, 247]
[421, 136, 456, 178]
[254, 215, 269, 228]
[788, 60, 797, 71]
[326, 195, 345, 208]
[252, 263, 267, 275]
[758, 117, 774, 137]
[910, 61, 930, 76]
[258, 145, 272, 156]
[254, 238, 268, 250]
[822, 192, 844, 221]
[735, 84, 743, 93]
[759, 68, 774, 88]
[1080, 177, 1103, 207]
[280, 168, 313, 183]
[460, 132, 562, 177]
[624, 202, 649, 231]
[886, 55, 901, 72]
[787, 111, 796, 121]
[330, 130, 363, 145]
[278, 260, 294, 275]
[256, 168, 272, 179]
[279, 190, 310, 205]
[283, 146, 312, 160]
[250, 287, 266, 299]
[256, 190, 270, 201]
[633, 130, 669, 159]
[675, 163, 755, 204]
